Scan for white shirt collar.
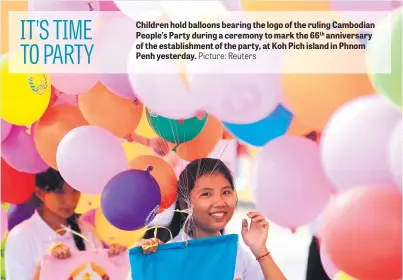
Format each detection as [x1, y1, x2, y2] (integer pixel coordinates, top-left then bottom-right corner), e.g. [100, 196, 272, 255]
[31, 211, 73, 243]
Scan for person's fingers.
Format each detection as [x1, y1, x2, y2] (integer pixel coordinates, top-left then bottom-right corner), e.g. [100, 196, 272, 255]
[247, 212, 261, 219]
[157, 239, 163, 245]
[241, 218, 248, 235]
[251, 216, 266, 224]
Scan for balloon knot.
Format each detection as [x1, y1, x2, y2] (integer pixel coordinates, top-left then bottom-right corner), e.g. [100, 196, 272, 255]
[146, 166, 153, 172]
[178, 119, 184, 124]
[195, 110, 206, 120]
[172, 144, 179, 152]
[88, 3, 94, 11]
[133, 98, 139, 105]
[290, 228, 296, 234]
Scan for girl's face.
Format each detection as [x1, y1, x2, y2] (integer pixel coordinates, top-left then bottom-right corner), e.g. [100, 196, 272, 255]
[37, 183, 81, 219]
[188, 173, 236, 236]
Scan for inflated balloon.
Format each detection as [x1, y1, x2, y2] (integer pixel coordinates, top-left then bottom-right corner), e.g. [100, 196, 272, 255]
[52, 87, 78, 106]
[129, 155, 177, 212]
[1, 206, 8, 241]
[173, 116, 223, 162]
[128, 57, 202, 119]
[50, 74, 99, 95]
[320, 95, 401, 191]
[113, 1, 165, 24]
[367, 8, 402, 109]
[75, 194, 101, 214]
[101, 169, 161, 231]
[78, 83, 143, 138]
[282, 33, 374, 131]
[100, 1, 120, 11]
[1, 159, 35, 204]
[34, 104, 88, 169]
[7, 203, 35, 231]
[95, 15, 138, 99]
[122, 141, 154, 161]
[223, 105, 293, 147]
[95, 208, 147, 247]
[251, 136, 333, 229]
[56, 125, 127, 194]
[322, 187, 402, 280]
[134, 108, 158, 138]
[188, 71, 281, 124]
[1, 120, 12, 142]
[28, 0, 100, 11]
[2, 126, 48, 173]
[222, 129, 235, 140]
[1, 54, 51, 125]
[146, 108, 207, 145]
[388, 120, 402, 188]
[320, 244, 338, 279]
[242, 0, 329, 11]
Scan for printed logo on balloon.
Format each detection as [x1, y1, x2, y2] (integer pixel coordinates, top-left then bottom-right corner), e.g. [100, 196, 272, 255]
[28, 75, 48, 96]
[145, 205, 160, 227]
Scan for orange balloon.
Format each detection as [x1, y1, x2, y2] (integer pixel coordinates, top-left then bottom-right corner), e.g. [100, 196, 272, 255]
[172, 116, 223, 162]
[128, 155, 177, 213]
[282, 35, 374, 131]
[34, 104, 88, 169]
[287, 118, 314, 136]
[78, 83, 143, 138]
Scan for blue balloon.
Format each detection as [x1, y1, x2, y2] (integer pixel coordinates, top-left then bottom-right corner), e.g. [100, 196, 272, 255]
[223, 105, 293, 147]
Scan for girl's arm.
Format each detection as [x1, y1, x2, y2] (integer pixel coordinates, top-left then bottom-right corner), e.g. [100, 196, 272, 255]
[32, 262, 41, 280]
[255, 250, 287, 280]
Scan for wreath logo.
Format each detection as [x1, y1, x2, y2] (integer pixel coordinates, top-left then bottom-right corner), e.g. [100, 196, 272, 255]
[28, 74, 48, 96]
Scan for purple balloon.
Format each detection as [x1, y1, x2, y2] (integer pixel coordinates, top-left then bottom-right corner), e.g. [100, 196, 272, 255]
[101, 169, 161, 231]
[2, 126, 48, 173]
[100, 74, 136, 99]
[1, 120, 13, 142]
[7, 203, 35, 231]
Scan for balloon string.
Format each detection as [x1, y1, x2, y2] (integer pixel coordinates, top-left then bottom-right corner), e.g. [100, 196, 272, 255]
[54, 225, 98, 252]
[138, 208, 193, 249]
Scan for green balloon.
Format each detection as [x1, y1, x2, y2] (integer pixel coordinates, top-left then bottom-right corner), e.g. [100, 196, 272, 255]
[1, 234, 7, 280]
[146, 109, 207, 144]
[368, 8, 402, 109]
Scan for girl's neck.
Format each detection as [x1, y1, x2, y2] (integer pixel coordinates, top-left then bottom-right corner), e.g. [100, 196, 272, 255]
[38, 207, 68, 235]
[190, 228, 221, 239]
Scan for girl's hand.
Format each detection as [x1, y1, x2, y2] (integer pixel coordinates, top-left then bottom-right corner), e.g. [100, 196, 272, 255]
[136, 238, 163, 254]
[51, 244, 71, 259]
[107, 244, 127, 257]
[149, 138, 170, 156]
[241, 212, 270, 257]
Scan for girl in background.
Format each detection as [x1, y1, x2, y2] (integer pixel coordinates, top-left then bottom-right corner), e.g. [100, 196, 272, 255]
[5, 168, 126, 280]
[139, 158, 286, 280]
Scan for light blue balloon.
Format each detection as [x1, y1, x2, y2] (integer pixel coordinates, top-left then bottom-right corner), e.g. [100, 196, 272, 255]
[223, 105, 293, 147]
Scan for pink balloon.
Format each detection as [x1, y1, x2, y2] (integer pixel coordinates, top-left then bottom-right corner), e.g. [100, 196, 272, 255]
[28, 0, 100, 11]
[388, 120, 402, 188]
[320, 95, 401, 191]
[1, 205, 8, 241]
[50, 74, 99, 95]
[320, 244, 338, 278]
[322, 186, 402, 280]
[128, 61, 202, 119]
[56, 125, 127, 194]
[2, 126, 48, 173]
[251, 136, 333, 229]
[94, 15, 138, 99]
[2, 119, 13, 142]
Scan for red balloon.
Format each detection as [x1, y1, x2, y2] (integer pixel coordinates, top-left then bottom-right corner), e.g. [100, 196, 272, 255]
[1, 159, 36, 204]
[322, 187, 402, 280]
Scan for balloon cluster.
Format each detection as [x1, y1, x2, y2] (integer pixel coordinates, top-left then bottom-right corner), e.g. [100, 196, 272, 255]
[1, 1, 402, 279]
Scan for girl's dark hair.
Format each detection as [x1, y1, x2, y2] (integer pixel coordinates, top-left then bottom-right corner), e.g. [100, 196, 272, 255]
[145, 158, 235, 243]
[35, 168, 85, 251]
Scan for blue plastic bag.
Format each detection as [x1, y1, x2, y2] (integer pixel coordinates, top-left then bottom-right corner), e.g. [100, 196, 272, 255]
[129, 234, 239, 280]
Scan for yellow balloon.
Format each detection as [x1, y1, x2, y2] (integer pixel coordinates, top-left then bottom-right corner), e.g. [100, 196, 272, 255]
[122, 141, 154, 162]
[75, 194, 101, 214]
[95, 209, 147, 247]
[134, 107, 158, 138]
[334, 272, 357, 280]
[1, 54, 51, 125]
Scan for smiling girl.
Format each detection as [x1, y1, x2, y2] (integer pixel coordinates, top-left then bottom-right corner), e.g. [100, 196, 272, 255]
[137, 158, 286, 280]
